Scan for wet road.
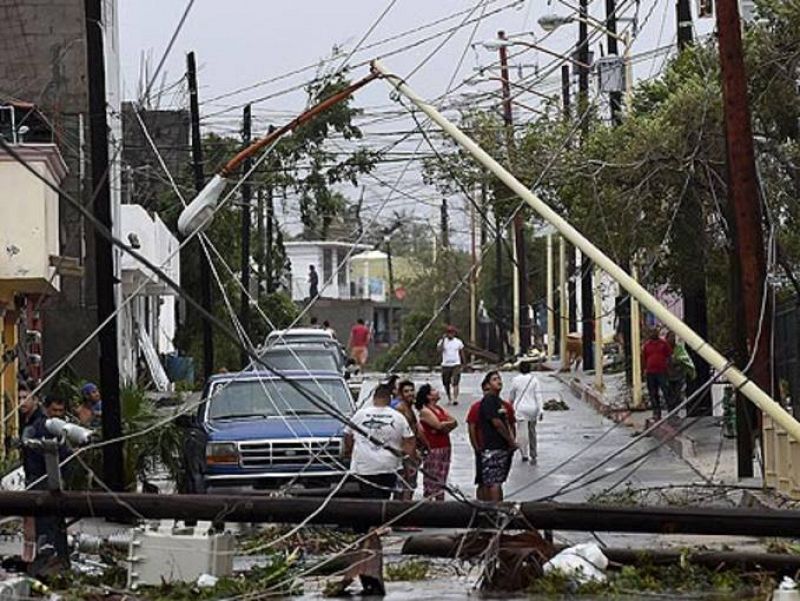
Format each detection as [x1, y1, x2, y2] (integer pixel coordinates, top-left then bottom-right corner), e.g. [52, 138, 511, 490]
[295, 370, 714, 601]
[358, 370, 698, 504]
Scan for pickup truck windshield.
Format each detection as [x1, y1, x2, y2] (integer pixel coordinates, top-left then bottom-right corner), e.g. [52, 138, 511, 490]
[258, 349, 339, 373]
[207, 378, 351, 420]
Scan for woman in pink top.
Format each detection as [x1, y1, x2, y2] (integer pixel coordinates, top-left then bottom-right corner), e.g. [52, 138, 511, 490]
[415, 384, 457, 501]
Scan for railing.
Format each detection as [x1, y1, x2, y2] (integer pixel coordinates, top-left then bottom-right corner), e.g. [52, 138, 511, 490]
[763, 415, 800, 498]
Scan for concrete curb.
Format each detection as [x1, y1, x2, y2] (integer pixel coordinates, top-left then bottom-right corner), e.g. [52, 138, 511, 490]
[556, 372, 696, 462]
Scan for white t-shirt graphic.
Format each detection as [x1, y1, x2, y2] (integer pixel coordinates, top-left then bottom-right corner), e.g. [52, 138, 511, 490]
[348, 405, 412, 475]
[440, 337, 464, 366]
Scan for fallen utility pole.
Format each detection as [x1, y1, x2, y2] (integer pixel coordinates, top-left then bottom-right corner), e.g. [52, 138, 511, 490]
[370, 59, 800, 442]
[717, 0, 770, 478]
[402, 534, 800, 572]
[85, 0, 123, 492]
[9, 492, 800, 537]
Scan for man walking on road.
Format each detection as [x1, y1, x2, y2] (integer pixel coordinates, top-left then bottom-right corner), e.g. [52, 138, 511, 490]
[507, 361, 543, 464]
[349, 318, 371, 368]
[438, 325, 465, 405]
[478, 371, 517, 501]
[642, 327, 673, 421]
[344, 383, 415, 499]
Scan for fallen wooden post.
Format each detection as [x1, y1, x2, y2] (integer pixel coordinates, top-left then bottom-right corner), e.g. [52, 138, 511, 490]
[402, 533, 800, 573]
[6, 492, 800, 537]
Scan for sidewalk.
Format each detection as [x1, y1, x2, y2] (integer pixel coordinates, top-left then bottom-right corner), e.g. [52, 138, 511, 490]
[552, 367, 746, 487]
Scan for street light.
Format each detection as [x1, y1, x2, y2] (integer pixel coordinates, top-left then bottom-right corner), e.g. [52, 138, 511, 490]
[536, 13, 633, 109]
[177, 71, 379, 237]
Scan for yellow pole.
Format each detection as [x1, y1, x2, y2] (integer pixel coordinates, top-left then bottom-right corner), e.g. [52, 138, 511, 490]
[594, 265, 604, 391]
[546, 233, 554, 360]
[559, 236, 568, 370]
[631, 264, 642, 407]
[373, 58, 800, 441]
[511, 224, 520, 356]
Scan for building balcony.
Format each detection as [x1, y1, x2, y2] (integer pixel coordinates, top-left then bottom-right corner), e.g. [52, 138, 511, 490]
[0, 144, 65, 297]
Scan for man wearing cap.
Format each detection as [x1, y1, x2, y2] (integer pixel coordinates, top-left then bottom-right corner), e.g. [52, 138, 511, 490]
[77, 383, 102, 428]
[437, 325, 465, 406]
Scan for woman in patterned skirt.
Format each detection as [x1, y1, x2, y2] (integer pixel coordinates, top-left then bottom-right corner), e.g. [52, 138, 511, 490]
[415, 384, 458, 501]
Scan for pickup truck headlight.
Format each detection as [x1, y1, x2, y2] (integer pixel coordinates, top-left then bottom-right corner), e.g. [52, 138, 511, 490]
[206, 442, 238, 465]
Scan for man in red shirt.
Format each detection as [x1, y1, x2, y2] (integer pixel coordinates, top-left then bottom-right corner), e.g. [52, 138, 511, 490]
[642, 327, 673, 420]
[467, 382, 516, 501]
[349, 318, 371, 368]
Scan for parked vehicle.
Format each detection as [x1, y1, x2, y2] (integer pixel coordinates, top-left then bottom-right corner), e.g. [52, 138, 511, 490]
[182, 370, 354, 493]
[257, 344, 342, 374]
[264, 328, 335, 346]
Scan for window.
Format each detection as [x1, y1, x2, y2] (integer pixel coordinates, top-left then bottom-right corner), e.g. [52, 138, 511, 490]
[322, 248, 333, 285]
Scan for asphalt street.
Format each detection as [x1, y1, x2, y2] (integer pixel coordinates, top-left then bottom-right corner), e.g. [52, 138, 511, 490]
[359, 369, 699, 504]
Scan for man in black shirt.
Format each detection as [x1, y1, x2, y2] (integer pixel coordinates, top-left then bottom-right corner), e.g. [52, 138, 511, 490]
[478, 371, 517, 501]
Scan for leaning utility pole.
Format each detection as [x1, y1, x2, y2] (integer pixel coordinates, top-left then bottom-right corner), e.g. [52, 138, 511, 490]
[187, 51, 214, 381]
[716, 0, 770, 478]
[240, 104, 252, 367]
[578, 0, 594, 371]
[85, 0, 123, 492]
[497, 30, 531, 355]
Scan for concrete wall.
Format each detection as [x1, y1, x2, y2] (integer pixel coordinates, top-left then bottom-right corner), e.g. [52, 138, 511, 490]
[0, 0, 126, 381]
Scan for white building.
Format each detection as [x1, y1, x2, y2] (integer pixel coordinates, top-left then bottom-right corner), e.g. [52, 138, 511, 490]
[284, 241, 370, 302]
[118, 205, 179, 390]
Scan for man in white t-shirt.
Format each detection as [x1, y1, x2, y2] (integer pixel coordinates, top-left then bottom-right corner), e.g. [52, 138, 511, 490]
[437, 325, 465, 406]
[507, 361, 543, 464]
[344, 383, 415, 498]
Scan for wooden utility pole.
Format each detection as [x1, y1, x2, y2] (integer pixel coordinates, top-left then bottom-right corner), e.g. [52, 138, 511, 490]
[605, 0, 623, 125]
[256, 188, 265, 300]
[441, 195, 451, 324]
[578, 1, 594, 370]
[85, 0, 123, 491]
[676, 0, 711, 417]
[677, 0, 694, 50]
[187, 51, 214, 381]
[716, 0, 769, 478]
[561, 65, 571, 119]
[240, 104, 252, 367]
[265, 125, 276, 295]
[497, 30, 531, 354]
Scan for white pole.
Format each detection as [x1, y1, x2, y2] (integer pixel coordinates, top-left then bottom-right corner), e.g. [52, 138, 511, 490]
[559, 236, 568, 370]
[546, 233, 554, 360]
[631, 264, 642, 407]
[594, 264, 604, 391]
[371, 59, 800, 440]
[512, 224, 521, 356]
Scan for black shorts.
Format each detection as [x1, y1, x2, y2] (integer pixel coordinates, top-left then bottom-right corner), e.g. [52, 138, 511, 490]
[358, 473, 397, 499]
[442, 365, 462, 389]
[474, 452, 482, 486]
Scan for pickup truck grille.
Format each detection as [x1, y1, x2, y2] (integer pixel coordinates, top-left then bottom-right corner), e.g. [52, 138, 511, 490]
[238, 438, 341, 468]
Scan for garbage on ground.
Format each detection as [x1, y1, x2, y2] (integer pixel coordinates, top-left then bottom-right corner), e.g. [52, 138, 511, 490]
[773, 576, 800, 601]
[543, 398, 570, 411]
[196, 573, 218, 588]
[543, 543, 608, 584]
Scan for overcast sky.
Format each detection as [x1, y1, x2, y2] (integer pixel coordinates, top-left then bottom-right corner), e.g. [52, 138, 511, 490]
[118, 0, 714, 242]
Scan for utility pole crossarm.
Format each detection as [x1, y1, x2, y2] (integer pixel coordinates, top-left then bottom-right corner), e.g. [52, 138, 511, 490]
[370, 59, 799, 440]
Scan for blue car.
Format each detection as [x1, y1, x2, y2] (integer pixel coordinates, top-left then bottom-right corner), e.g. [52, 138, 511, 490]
[182, 370, 354, 493]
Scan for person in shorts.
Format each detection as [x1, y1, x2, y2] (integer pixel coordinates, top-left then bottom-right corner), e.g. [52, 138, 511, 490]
[468, 381, 516, 500]
[478, 371, 517, 501]
[437, 325, 465, 405]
